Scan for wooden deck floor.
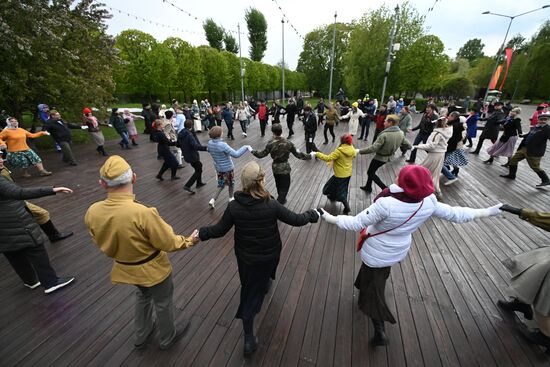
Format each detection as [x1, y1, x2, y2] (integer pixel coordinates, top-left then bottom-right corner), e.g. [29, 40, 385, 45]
[1, 112, 549, 367]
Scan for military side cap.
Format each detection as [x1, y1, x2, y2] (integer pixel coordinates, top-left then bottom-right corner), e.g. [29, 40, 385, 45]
[100, 155, 131, 180]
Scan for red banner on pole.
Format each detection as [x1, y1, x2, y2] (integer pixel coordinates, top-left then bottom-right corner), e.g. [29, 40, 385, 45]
[498, 48, 514, 91]
[489, 65, 503, 90]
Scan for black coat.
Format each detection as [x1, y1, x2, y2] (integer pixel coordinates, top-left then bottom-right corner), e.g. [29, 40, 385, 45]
[0, 175, 55, 252]
[500, 117, 522, 142]
[446, 119, 465, 152]
[303, 113, 317, 133]
[518, 124, 550, 157]
[177, 128, 206, 163]
[45, 118, 80, 142]
[152, 130, 176, 157]
[413, 112, 439, 135]
[199, 192, 319, 264]
[481, 109, 506, 140]
[285, 103, 299, 123]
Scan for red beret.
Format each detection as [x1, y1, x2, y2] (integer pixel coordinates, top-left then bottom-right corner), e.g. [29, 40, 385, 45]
[397, 165, 434, 201]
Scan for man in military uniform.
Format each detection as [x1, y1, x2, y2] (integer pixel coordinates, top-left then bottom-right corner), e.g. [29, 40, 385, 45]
[0, 155, 73, 243]
[251, 124, 311, 205]
[84, 156, 200, 350]
[472, 101, 506, 155]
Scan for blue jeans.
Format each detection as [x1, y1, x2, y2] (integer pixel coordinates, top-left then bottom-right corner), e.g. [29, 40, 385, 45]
[119, 131, 129, 147]
[441, 165, 456, 180]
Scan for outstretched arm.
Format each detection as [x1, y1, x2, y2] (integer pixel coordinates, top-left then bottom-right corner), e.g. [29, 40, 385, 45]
[0, 175, 56, 200]
[432, 202, 501, 223]
[319, 200, 388, 231]
[199, 207, 235, 240]
[224, 143, 249, 158]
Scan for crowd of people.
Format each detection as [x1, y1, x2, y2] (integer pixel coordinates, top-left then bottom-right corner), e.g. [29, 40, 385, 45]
[1, 93, 549, 359]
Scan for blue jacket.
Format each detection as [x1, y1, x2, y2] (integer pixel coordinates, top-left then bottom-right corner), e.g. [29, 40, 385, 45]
[222, 107, 234, 123]
[177, 128, 207, 163]
[207, 138, 248, 172]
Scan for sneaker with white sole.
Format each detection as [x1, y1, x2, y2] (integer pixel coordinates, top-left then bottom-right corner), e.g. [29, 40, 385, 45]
[208, 198, 215, 209]
[229, 197, 235, 202]
[44, 277, 75, 294]
[24, 281, 41, 289]
[444, 178, 459, 186]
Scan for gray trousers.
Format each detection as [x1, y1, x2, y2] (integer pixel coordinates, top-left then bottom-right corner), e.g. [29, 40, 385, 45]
[58, 141, 76, 164]
[135, 274, 175, 348]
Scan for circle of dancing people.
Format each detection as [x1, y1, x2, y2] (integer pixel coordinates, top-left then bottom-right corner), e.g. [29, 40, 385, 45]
[1, 95, 549, 358]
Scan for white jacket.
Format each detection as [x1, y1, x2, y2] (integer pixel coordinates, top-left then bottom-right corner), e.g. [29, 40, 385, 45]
[335, 184, 492, 268]
[416, 127, 452, 153]
[341, 109, 364, 135]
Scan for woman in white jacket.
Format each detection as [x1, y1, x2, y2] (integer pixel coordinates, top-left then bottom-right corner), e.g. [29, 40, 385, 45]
[341, 102, 364, 137]
[318, 165, 502, 347]
[414, 118, 453, 200]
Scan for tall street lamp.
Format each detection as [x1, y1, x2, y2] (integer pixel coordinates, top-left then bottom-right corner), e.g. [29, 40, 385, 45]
[481, 5, 550, 101]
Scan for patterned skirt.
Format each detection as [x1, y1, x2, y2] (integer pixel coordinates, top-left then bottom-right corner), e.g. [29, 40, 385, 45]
[217, 170, 235, 188]
[6, 149, 42, 168]
[444, 149, 468, 167]
[486, 135, 518, 158]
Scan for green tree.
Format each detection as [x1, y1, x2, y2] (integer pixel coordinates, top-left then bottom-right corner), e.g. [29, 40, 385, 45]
[245, 8, 268, 61]
[297, 23, 352, 97]
[163, 37, 204, 102]
[0, 0, 118, 120]
[467, 56, 494, 89]
[222, 51, 241, 99]
[343, 2, 424, 98]
[197, 46, 227, 101]
[224, 32, 239, 54]
[439, 76, 473, 98]
[506, 34, 528, 53]
[399, 35, 448, 94]
[456, 38, 485, 64]
[203, 18, 224, 51]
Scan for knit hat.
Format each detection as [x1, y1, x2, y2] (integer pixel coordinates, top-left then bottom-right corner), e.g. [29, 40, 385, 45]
[241, 161, 265, 190]
[83, 107, 92, 115]
[352, 102, 359, 108]
[396, 165, 434, 201]
[100, 155, 131, 180]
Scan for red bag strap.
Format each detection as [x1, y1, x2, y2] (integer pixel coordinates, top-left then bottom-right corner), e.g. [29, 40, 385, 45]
[366, 199, 424, 239]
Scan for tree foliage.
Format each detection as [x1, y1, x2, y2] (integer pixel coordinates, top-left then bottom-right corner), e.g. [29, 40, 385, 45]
[456, 38, 485, 63]
[0, 0, 118, 119]
[203, 18, 224, 51]
[297, 23, 352, 97]
[224, 32, 239, 54]
[245, 8, 268, 61]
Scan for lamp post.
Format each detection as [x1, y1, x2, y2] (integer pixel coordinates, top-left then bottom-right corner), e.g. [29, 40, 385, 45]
[281, 18, 285, 100]
[380, 5, 399, 105]
[481, 5, 550, 102]
[328, 11, 337, 102]
[238, 23, 245, 102]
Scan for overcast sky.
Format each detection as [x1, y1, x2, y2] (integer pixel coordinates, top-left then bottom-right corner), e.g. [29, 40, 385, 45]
[102, 0, 550, 69]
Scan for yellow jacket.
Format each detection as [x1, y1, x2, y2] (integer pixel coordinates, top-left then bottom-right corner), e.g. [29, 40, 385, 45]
[315, 144, 357, 178]
[84, 192, 195, 287]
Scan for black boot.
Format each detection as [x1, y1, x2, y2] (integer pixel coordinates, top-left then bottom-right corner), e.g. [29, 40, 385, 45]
[536, 171, 550, 188]
[483, 157, 494, 164]
[500, 165, 517, 179]
[497, 297, 533, 320]
[520, 329, 550, 348]
[243, 334, 258, 357]
[501, 158, 510, 167]
[98, 146, 108, 156]
[40, 220, 73, 243]
[371, 319, 389, 346]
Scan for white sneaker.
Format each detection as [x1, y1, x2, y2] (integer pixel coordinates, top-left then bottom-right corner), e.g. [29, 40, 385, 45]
[208, 198, 215, 209]
[229, 197, 235, 202]
[24, 281, 41, 289]
[44, 277, 75, 294]
[444, 178, 459, 186]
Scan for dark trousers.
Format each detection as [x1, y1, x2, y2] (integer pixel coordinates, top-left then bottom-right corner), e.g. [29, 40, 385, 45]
[473, 134, 497, 154]
[225, 122, 234, 139]
[239, 120, 247, 133]
[372, 129, 383, 144]
[59, 140, 76, 164]
[185, 161, 203, 188]
[305, 132, 319, 153]
[287, 118, 295, 136]
[274, 174, 291, 204]
[408, 132, 430, 162]
[135, 274, 175, 348]
[3, 244, 59, 288]
[317, 114, 324, 125]
[323, 124, 335, 142]
[158, 151, 178, 178]
[260, 119, 268, 136]
[359, 118, 371, 140]
[365, 159, 387, 191]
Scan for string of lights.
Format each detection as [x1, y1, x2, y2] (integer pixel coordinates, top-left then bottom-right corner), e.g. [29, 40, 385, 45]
[106, 6, 204, 36]
[422, 0, 442, 19]
[271, 0, 304, 39]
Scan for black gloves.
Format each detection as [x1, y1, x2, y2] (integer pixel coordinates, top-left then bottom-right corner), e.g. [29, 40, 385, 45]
[500, 204, 522, 216]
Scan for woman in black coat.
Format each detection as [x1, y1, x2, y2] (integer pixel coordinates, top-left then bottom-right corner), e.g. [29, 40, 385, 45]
[152, 118, 179, 181]
[0, 173, 75, 294]
[197, 161, 319, 357]
[484, 107, 522, 165]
